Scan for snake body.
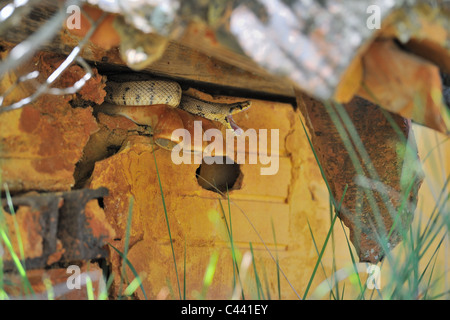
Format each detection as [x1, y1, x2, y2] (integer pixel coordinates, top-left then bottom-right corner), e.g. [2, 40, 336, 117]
[104, 80, 251, 134]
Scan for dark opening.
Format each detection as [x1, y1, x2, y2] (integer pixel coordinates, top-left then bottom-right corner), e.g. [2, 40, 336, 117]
[97, 197, 105, 209]
[73, 143, 123, 189]
[196, 156, 241, 193]
[2, 203, 19, 215]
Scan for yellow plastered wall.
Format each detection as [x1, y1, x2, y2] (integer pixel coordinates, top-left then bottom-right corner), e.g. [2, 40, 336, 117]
[89, 96, 449, 299]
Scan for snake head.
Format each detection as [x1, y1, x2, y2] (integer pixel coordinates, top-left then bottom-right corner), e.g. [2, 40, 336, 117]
[226, 101, 251, 136]
[229, 101, 251, 115]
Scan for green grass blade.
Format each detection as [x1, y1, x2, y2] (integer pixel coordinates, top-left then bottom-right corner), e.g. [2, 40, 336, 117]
[165, 278, 175, 299]
[303, 185, 348, 299]
[199, 251, 219, 299]
[85, 274, 94, 300]
[43, 277, 54, 300]
[218, 198, 238, 290]
[4, 183, 25, 266]
[260, 259, 271, 300]
[183, 236, 187, 300]
[118, 197, 134, 297]
[422, 240, 441, 300]
[270, 218, 281, 300]
[98, 272, 115, 300]
[306, 218, 336, 300]
[0, 228, 34, 296]
[123, 276, 143, 297]
[218, 193, 245, 299]
[337, 217, 365, 299]
[427, 290, 450, 300]
[1, 183, 32, 296]
[0, 250, 4, 298]
[328, 197, 339, 300]
[225, 188, 245, 295]
[249, 242, 264, 300]
[152, 147, 182, 300]
[303, 213, 339, 300]
[109, 243, 148, 300]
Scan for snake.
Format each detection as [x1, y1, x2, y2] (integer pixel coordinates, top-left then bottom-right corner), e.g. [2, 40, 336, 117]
[104, 80, 251, 135]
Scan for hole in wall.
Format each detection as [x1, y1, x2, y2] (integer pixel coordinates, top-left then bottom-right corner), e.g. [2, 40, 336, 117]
[196, 156, 241, 193]
[73, 143, 123, 189]
[97, 197, 105, 209]
[2, 203, 19, 215]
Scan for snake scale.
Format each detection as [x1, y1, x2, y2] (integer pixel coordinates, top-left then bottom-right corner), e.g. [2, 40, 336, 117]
[104, 80, 251, 135]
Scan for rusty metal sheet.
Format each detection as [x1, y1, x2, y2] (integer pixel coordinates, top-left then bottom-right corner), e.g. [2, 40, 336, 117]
[1, 187, 110, 271]
[1, 192, 60, 271]
[297, 92, 424, 263]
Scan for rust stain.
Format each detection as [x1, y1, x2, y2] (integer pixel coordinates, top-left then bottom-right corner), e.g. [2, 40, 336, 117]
[19, 105, 40, 133]
[204, 29, 218, 46]
[46, 239, 65, 265]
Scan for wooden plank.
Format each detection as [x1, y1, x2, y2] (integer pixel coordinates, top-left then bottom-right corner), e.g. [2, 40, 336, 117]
[95, 40, 295, 99]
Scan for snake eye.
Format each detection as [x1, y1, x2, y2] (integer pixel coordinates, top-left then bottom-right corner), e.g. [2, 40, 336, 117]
[230, 101, 251, 113]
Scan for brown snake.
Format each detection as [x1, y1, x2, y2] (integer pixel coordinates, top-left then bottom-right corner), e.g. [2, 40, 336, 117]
[104, 80, 251, 135]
